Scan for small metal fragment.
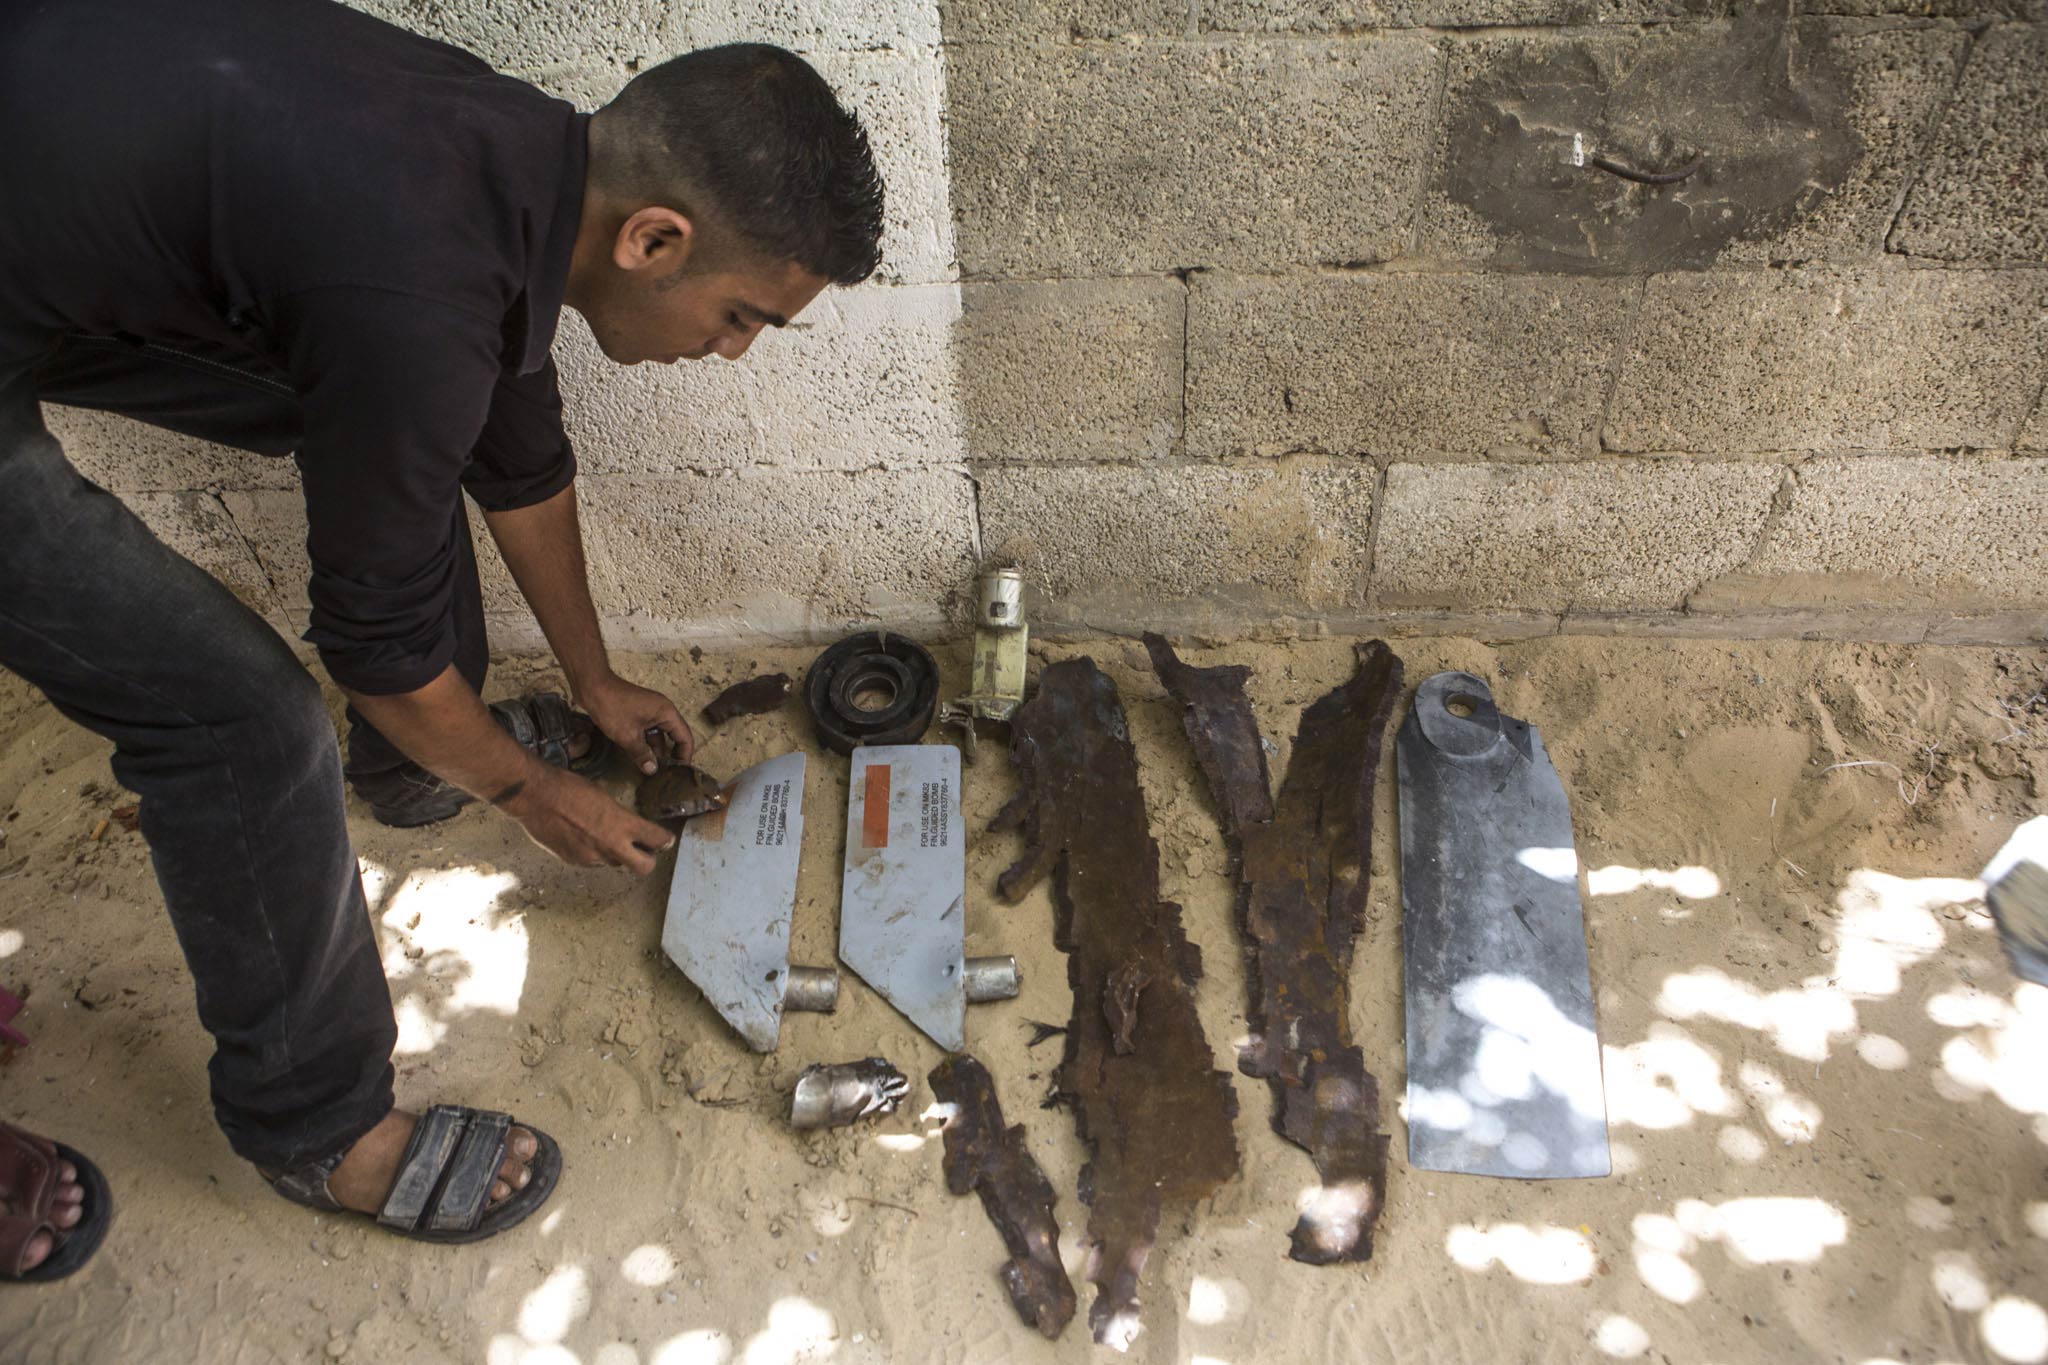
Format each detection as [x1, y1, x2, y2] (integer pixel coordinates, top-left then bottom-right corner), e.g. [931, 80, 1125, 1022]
[790, 1057, 910, 1129]
[635, 762, 730, 823]
[964, 955, 1021, 1004]
[782, 965, 841, 1014]
[1024, 1020, 1066, 1048]
[703, 673, 794, 726]
[931, 1054, 1077, 1340]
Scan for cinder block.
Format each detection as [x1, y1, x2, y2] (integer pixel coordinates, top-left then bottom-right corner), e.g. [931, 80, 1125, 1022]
[1721, 24, 1969, 265]
[1202, 0, 2029, 29]
[126, 492, 286, 621]
[957, 279, 1184, 462]
[44, 406, 297, 494]
[947, 37, 1440, 277]
[2021, 393, 2048, 452]
[1890, 26, 2048, 264]
[1187, 272, 1633, 458]
[221, 491, 552, 625]
[976, 457, 1374, 621]
[557, 285, 967, 476]
[579, 467, 978, 636]
[221, 491, 307, 620]
[807, 51, 955, 288]
[939, 0, 1190, 40]
[345, 1, 668, 79]
[1201, 0, 1614, 29]
[1702, 456, 2048, 609]
[674, 0, 941, 50]
[1606, 268, 2048, 453]
[1373, 460, 1780, 610]
[1416, 23, 1967, 271]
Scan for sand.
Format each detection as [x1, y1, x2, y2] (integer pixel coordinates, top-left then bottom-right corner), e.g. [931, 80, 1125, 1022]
[1, 635, 2045, 1365]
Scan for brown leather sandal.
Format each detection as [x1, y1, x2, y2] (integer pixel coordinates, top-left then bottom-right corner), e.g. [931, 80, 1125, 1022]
[1, 1121, 111, 1282]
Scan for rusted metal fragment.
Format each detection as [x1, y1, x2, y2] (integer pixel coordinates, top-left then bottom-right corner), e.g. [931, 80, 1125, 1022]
[930, 1054, 1077, 1341]
[1144, 634, 1403, 1266]
[702, 672, 793, 725]
[992, 658, 1239, 1350]
[634, 762, 729, 823]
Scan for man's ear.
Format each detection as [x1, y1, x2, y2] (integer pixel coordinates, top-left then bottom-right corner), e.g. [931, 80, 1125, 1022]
[612, 206, 696, 275]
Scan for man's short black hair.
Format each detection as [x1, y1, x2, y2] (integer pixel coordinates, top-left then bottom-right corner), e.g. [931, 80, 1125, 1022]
[596, 44, 885, 286]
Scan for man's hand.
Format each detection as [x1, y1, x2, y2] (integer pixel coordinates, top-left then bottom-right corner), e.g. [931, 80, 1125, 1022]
[498, 765, 675, 874]
[343, 666, 677, 877]
[575, 670, 696, 774]
[484, 488, 693, 775]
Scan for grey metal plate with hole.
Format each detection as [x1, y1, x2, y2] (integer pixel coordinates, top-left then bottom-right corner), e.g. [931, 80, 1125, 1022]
[661, 751, 807, 1052]
[840, 744, 968, 1051]
[1399, 672, 1610, 1180]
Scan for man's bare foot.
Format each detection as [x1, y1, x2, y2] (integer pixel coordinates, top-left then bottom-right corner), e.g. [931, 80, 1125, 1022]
[14, 1160, 84, 1272]
[324, 1110, 538, 1215]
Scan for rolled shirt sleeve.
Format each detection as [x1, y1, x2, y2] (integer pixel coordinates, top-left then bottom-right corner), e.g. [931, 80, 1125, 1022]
[463, 353, 577, 512]
[279, 287, 504, 695]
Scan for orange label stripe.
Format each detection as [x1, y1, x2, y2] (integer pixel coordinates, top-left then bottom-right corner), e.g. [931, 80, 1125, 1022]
[862, 764, 892, 849]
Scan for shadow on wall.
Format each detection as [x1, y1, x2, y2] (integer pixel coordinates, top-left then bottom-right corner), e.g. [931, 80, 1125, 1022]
[1439, 9, 1860, 272]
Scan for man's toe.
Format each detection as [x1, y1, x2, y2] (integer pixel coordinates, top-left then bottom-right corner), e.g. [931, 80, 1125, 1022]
[488, 1125, 539, 1205]
[19, 1230, 51, 1273]
[52, 1202, 81, 1230]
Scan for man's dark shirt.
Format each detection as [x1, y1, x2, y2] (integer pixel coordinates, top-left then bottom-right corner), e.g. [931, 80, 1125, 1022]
[0, 0, 587, 693]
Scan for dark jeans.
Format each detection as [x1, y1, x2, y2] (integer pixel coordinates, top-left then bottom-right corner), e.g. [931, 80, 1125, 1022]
[0, 333, 486, 1169]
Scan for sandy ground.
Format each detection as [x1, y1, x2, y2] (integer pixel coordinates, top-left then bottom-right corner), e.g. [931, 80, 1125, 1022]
[1, 634, 2045, 1365]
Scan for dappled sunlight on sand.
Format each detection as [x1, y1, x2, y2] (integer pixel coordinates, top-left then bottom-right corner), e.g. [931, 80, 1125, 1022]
[1603, 1022, 1738, 1129]
[1444, 1222, 1598, 1284]
[1934, 982, 2048, 1121]
[1592, 1314, 1652, 1358]
[1984, 1297, 2048, 1363]
[482, 1282, 842, 1365]
[359, 857, 528, 1054]
[1587, 864, 1724, 899]
[1657, 967, 1856, 1062]
[621, 1244, 679, 1287]
[1677, 1196, 1846, 1264]
[652, 1332, 734, 1365]
[1187, 1274, 1250, 1325]
[0, 927, 22, 957]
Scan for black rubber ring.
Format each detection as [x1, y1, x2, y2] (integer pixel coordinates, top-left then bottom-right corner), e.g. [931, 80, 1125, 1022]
[804, 632, 941, 755]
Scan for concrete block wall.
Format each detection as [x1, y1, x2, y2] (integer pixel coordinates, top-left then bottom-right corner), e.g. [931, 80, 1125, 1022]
[43, 0, 2048, 652]
[950, 2, 2048, 643]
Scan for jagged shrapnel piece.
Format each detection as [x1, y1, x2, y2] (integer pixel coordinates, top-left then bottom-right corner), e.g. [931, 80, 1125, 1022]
[930, 1054, 1077, 1340]
[702, 673, 794, 726]
[1144, 634, 1402, 1265]
[992, 658, 1239, 1350]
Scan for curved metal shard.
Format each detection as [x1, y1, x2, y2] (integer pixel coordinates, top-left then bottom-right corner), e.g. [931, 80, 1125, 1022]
[1145, 634, 1402, 1265]
[997, 658, 1239, 1347]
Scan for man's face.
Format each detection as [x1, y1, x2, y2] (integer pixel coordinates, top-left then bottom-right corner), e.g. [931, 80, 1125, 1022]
[578, 209, 830, 366]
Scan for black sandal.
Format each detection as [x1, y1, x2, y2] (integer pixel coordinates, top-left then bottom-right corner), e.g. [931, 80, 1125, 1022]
[264, 1105, 561, 1245]
[489, 692, 613, 777]
[1, 1121, 112, 1282]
